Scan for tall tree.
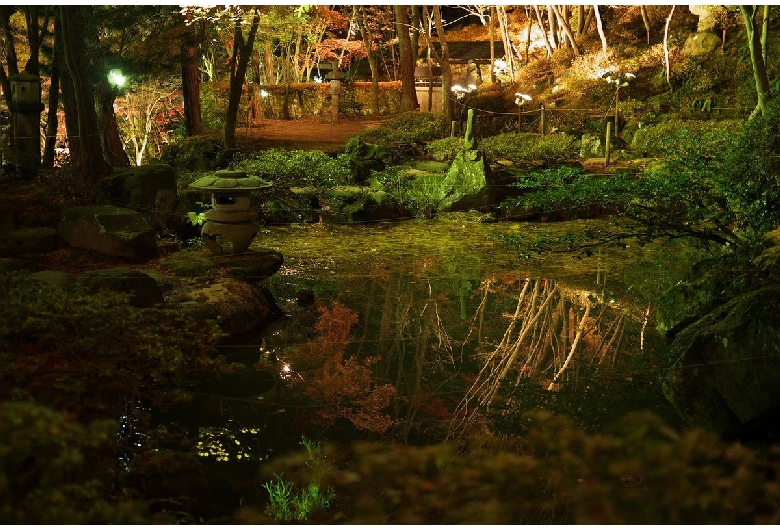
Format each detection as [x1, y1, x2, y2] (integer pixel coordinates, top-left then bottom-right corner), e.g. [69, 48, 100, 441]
[224, 7, 260, 148]
[431, 6, 452, 122]
[355, 5, 380, 116]
[551, 5, 580, 56]
[593, 4, 608, 57]
[43, 20, 61, 168]
[180, 12, 203, 137]
[740, 5, 771, 119]
[58, 6, 110, 178]
[394, 5, 418, 113]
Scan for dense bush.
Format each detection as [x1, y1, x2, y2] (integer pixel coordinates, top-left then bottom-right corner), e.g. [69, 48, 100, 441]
[356, 111, 448, 146]
[480, 132, 579, 163]
[0, 401, 149, 524]
[235, 149, 352, 190]
[425, 136, 464, 162]
[157, 134, 223, 174]
[630, 119, 742, 159]
[500, 102, 780, 269]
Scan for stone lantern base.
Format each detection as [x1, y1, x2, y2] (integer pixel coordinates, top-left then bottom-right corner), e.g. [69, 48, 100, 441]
[201, 209, 259, 255]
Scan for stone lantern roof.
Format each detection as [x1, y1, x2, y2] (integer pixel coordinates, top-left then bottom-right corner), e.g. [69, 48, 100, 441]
[189, 168, 272, 193]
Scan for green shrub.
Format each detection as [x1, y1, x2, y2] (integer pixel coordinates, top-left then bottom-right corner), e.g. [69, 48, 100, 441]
[370, 165, 442, 218]
[235, 149, 352, 190]
[0, 401, 149, 524]
[157, 134, 223, 174]
[200, 82, 228, 132]
[425, 136, 465, 162]
[630, 119, 742, 159]
[356, 111, 448, 146]
[480, 132, 579, 163]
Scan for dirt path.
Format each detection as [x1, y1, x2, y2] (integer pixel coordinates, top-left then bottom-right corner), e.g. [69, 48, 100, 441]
[234, 116, 389, 153]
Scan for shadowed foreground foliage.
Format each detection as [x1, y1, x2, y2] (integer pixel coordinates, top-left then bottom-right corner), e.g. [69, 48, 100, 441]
[239, 411, 780, 524]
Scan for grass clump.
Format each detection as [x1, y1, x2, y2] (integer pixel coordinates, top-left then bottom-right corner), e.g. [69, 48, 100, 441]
[261, 437, 334, 521]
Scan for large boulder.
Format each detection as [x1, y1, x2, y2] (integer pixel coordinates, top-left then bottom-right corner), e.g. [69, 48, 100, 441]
[662, 286, 780, 438]
[58, 205, 159, 260]
[438, 149, 503, 212]
[74, 268, 165, 308]
[579, 133, 605, 159]
[98, 164, 179, 226]
[5, 227, 61, 255]
[159, 246, 283, 281]
[682, 31, 721, 57]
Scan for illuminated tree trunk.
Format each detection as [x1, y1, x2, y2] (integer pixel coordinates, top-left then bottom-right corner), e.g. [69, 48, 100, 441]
[224, 8, 260, 149]
[640, 5, 651, 45]
[594, 5, 608, 57]
[356, 6, 380, 115]
[431, 6, 453, 121]
[395, 5, 419, 113]
[96, 80, 130, 167]
[180, 13, 203, 137]
[534, 5, 554, 57]
[740, 5, 771, 119]
[551, 5, 580, 56]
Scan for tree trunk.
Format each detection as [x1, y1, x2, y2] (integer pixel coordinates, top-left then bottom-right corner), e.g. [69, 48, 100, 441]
[96, 80, 130, 167]
[356, 6, 380, 115]
[640, 5, 651, 45]
[534, 5, 554, 57]
[429, 6, 452, 122]
[577, 5, 585, 35]
[547, 5, 558, 49]
[42, 33, 60, 168]
[552, 5, 580, 56]
[224, 8, 260, 149]
[395, 5, 419, 113]
[496, 6, 514, 78]
[58, 6, 110, 178]
[489, 6, 496, 82]
[593, 5, 608, 57]
[740, 5, 771, 119]
[180, 13, 203, 137]
[664, 6, 676, 89]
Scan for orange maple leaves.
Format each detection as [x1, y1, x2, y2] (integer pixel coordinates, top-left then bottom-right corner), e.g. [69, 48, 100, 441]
[291, 301, 396, 434]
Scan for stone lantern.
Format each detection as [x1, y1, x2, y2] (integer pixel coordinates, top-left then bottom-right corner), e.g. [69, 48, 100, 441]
[8, 70, 44, 172]
[189, 167, 272, 255]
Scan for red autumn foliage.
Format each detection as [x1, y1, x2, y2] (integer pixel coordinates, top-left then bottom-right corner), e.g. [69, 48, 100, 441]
[292, 301, 396, 434]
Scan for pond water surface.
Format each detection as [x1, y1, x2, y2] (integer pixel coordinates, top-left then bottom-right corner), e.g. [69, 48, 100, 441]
[189, 215, 693, 461]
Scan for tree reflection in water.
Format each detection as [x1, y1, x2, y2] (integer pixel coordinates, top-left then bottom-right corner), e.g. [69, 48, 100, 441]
[450, 277, 630, 439]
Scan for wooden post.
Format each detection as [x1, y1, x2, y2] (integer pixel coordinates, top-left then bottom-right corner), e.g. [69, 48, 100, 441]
[605, 121, 612, 167]
[451, 120, 457, 137]
[517, 105, 523, 133]
[614, 87, 620, 134]
[540, 104, 546, 136]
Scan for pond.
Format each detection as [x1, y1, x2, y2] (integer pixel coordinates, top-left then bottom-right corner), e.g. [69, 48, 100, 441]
[187, 214, 692, 459]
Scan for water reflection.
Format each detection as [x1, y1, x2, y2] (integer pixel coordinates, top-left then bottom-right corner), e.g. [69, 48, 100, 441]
[258, 217, 675, 443]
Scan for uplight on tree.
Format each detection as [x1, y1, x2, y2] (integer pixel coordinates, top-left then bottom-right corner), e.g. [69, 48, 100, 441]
[107, 69, 126, 88]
